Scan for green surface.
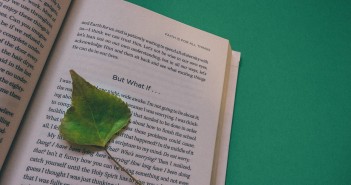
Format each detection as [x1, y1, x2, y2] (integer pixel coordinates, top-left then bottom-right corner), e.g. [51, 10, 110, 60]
[129, 1, 351, 184]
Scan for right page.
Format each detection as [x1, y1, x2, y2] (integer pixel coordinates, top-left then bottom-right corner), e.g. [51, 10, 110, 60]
[212, 51, 241, 185]
[0, 0, 233, 184]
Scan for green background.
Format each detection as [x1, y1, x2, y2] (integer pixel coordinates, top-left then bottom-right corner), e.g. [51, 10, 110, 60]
[128, 1, 351, 184]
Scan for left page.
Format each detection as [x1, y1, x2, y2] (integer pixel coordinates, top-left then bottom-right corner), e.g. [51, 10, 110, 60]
[0, 0, 71, 169]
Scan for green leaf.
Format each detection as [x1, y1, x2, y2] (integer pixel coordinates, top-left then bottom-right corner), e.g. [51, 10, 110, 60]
[59, 70, 131, 147]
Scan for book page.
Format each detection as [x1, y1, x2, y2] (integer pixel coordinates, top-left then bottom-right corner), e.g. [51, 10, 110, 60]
[1, 1, 231, 184]
[212, 51, 241, 185]
[0, 0, 71, 169]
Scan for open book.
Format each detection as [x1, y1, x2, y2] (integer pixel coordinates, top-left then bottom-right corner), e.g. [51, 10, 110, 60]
[0, 0, 240, 184]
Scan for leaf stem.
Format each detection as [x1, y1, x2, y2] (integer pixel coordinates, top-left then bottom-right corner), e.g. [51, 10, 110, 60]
[104, 147, 142, 185]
